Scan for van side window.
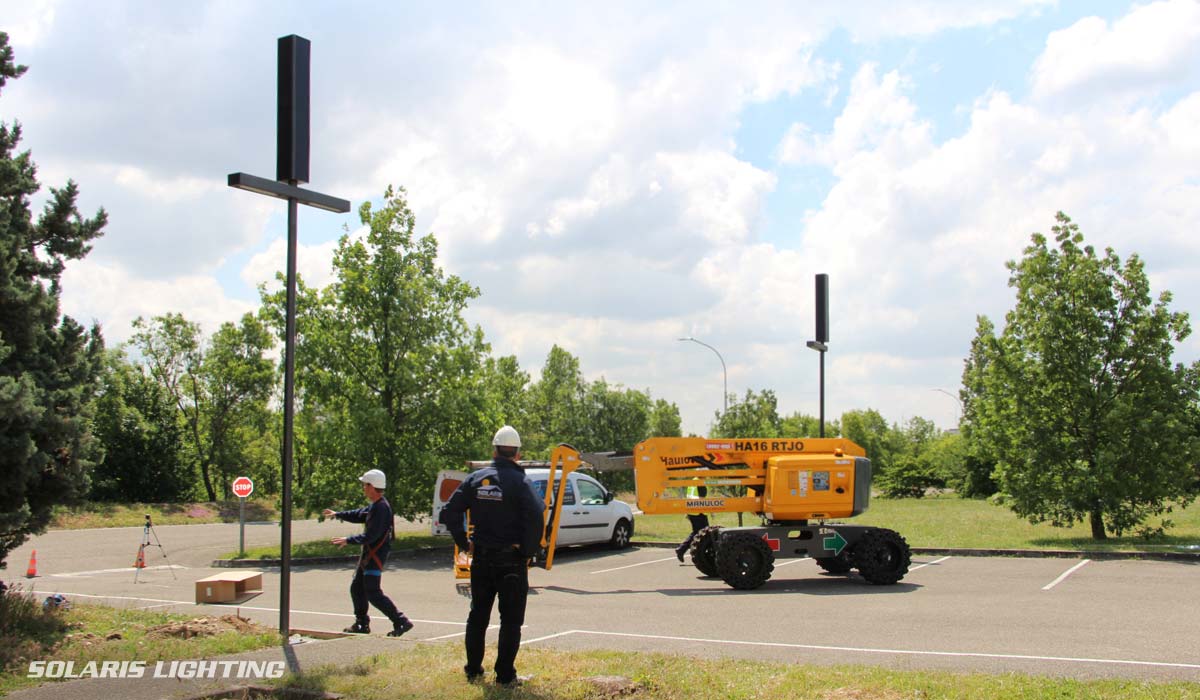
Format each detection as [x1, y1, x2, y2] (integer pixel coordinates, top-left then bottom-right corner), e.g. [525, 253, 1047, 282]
[576, 478, 605, 506]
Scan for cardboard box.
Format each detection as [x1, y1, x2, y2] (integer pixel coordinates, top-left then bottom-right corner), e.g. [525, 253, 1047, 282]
[194, 571, 263, 604]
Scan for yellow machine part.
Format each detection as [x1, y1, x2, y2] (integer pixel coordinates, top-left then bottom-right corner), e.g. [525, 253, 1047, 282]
[764, 453, 858, 520]
[633, 436, 866, 518]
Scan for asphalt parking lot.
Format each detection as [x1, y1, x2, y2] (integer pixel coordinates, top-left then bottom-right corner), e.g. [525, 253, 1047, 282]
[9, 522, 1200, 682]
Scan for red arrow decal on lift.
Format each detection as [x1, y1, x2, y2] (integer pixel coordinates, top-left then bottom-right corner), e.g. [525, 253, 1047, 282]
[762, 533, 781, 551]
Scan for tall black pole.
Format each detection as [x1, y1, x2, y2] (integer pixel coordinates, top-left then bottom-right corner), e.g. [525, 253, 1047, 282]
[280, 194, 298, 637]
[818, 349, 825, 437]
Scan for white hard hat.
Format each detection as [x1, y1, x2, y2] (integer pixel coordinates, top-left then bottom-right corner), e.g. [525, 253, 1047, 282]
[492, 425, 521, 448]
[359, 469, 386, 489]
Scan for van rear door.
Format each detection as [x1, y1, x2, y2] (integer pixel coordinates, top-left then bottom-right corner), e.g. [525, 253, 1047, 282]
[432, 469, 468, 536]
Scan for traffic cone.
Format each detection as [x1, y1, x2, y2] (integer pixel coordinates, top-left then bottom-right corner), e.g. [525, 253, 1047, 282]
[25, 550, 37, 578]
[133, 547, 145, 569]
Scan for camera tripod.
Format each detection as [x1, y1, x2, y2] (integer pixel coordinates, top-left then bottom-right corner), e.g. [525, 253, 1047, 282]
[134, 514, 177, 583]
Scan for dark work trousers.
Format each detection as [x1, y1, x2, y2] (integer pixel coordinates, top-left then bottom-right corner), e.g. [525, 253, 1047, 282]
[678, 513, 710, 553]
[350, 565, 406, 627]
[464, 551, 529, 682]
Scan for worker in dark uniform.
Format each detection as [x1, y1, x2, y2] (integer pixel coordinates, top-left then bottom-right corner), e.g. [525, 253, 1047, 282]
[440, 425, 545, 686]
[323, 469, 414, 637]
[675, 484, 709, 562]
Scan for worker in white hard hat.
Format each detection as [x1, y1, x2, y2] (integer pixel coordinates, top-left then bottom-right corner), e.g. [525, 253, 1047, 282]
[440, 425, 545, 686]
[323, 468, 414, 637]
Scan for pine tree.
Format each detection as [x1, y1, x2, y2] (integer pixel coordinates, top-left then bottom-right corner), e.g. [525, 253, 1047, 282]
[0, 33, 107, 567]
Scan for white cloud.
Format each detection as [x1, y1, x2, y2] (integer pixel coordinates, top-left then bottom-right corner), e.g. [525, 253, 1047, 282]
[1031, 0, 1200, 103]
[61, 259, 255, 344]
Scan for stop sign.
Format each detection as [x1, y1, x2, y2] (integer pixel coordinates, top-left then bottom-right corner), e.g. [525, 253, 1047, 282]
[232, 476, 254, 499]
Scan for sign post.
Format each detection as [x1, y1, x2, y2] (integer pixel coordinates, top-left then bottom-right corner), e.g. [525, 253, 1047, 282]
[232, 476, 255, 556]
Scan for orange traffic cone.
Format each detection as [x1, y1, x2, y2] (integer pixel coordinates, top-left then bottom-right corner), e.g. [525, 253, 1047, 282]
[25, 550, 37, 578]
[133, 547, 146, 569]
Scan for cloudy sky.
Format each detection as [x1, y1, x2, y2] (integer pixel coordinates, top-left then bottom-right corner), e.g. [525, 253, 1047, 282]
[6, 1, 1200, 436]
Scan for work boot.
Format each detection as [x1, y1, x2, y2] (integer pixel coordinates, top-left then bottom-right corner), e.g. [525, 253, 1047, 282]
[387, 618, 414, 637]
[343, 621, 370, 634]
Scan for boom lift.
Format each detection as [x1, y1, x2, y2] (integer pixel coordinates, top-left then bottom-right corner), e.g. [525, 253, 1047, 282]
[439, 438, 910, 591]
[617, 436, 910, 589]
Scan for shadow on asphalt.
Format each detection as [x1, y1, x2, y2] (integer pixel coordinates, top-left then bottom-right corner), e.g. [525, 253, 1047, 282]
[540, 575, 922, 597]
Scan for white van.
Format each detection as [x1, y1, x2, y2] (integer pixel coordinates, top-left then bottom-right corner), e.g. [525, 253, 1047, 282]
[433, 467, 635, 549]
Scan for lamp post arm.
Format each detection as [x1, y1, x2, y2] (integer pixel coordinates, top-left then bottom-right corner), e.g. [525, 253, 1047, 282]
[679, 337, 729, 413]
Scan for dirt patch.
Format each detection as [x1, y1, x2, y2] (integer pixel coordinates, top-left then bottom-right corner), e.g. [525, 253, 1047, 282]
[147, 614, 266, 640]
[585, 675, 646, 697]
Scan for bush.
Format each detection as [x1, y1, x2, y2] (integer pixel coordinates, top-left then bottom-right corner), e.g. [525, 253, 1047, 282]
[877, 455, 945, 499]
[0, 583, 71, 674]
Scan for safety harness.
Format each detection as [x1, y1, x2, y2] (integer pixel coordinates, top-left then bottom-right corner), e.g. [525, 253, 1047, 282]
[358, 498, 395, 573]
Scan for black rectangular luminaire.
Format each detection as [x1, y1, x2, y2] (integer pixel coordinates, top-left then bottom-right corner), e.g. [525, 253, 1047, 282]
[227, 172, 350, 213]
[815, 273, 829, 343]
[277, 35, 311, 184]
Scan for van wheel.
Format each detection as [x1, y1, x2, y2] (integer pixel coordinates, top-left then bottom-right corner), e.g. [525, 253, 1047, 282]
[610, 519, 633, 549]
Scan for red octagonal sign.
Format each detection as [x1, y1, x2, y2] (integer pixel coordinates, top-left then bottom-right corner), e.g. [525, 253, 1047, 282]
[232, 476, 254, 499]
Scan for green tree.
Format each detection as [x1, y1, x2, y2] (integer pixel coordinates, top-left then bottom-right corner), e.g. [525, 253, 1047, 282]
[839, 408, 900, 473]
[711, 389, 783, 438]
[131, 313, 208, 497]
[780, 411, 838, 437]
[957, 317, 1000, 497]
[130, 312, 274, 501]
[90, 349, 191, 502]
[200, 314, 275, 498]
[648, 398, 682, 438]
[261, 186, 494, 518]
[968, 212, 1200, 539]
[0, 34, 107, 568]
[522, 345, 588, 457]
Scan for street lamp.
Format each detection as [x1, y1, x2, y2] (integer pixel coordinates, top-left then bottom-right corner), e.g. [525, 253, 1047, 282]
[931, 388, 963, 424]
[678, 337, 728, 414]
[227, 35, 350, 640]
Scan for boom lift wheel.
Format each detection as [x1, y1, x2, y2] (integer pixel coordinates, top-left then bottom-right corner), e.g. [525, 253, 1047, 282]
[715, 531, 775, 590]
[852, 528, 911, 585]
[815, 550, 853, 574]
[688, 525, 722, 577]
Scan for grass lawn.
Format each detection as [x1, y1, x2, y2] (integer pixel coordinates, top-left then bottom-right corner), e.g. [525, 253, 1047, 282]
[277, 641, 1200, 700]
[49, 500, 287, 529]
[628, 494, 1200, 551]
[222, 531, 450, 560]
[0, 588, 279, 695]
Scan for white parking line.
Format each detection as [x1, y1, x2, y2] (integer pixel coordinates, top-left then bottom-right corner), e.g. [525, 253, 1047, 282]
[425, 624, 497, 641]
[31, 590, 464, 627]
[591, 556, 678, 574]
[774, 558, 815, 568]
[909, 556, 952, 572]
[1042, 559, 1090, 590]
[51, 564, 188, 578]
[545, 629, 1200, 671]
[524, 630, 578, 644]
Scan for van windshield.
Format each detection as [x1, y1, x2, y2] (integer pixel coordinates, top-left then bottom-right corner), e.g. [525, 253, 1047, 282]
[532, 479, 575, 506]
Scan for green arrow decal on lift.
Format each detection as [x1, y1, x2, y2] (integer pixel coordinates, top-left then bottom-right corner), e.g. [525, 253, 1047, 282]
[823, 531, 847, 555]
